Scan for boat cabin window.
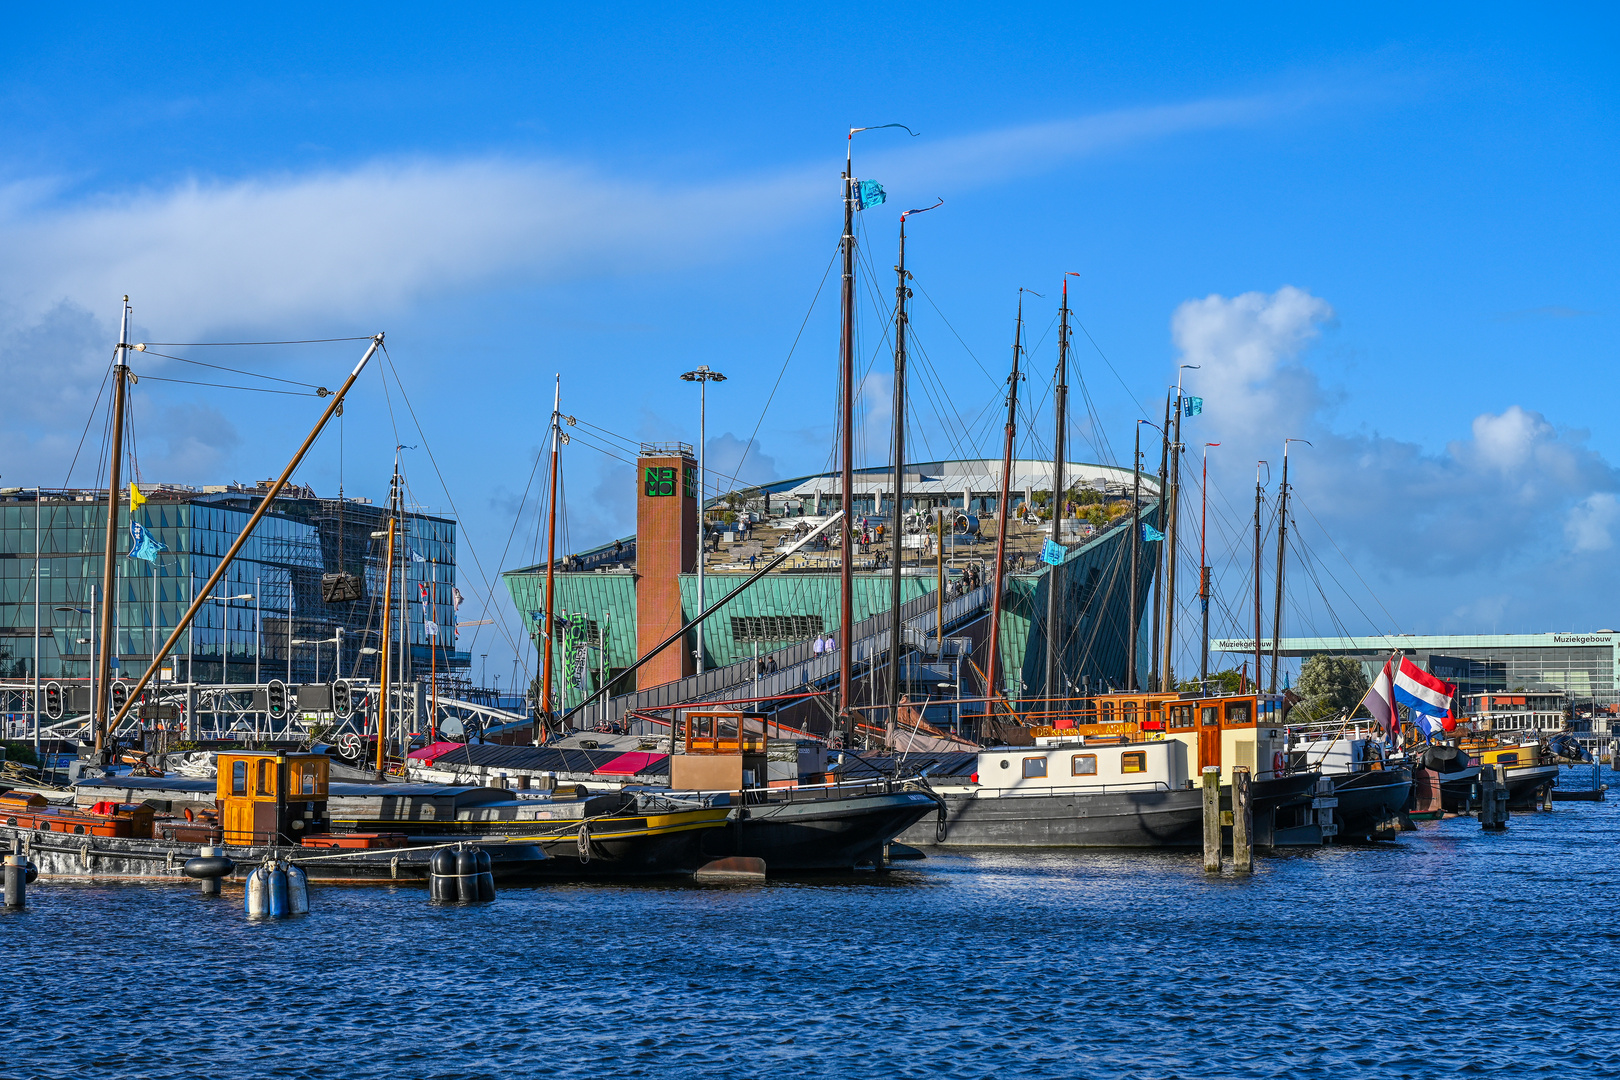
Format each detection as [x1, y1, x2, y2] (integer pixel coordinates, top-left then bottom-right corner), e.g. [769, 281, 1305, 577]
[1200, 707, 1220, 727]
[1225, 702, 1251, 725]
[294, 765, 316, 795]
[1101, 701, 1115, 724]
[231, 761, 247, 796]
[256, 759, 275, 797]
[1497, 752, 1519, 765]
[1169, 705, 1194, 729]
[1022, 757, 1048, 779]
[1071, 754, 1097, 776]
[1121, 752, 1147, 774]
[1122, 701, 1138, 725]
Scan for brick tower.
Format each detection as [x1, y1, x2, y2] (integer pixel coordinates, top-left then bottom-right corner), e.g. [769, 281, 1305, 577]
[635, 443, 698, 689]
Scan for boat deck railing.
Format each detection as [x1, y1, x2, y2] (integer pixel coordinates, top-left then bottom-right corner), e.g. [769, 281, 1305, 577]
[933, 780, 1182, 797]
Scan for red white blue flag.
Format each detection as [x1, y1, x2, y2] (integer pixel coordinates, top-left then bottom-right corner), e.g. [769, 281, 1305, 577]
[1394, 657, 1456, 737]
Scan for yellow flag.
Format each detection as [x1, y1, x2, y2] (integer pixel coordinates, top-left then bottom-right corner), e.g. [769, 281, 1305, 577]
[129, 482, 146, 509]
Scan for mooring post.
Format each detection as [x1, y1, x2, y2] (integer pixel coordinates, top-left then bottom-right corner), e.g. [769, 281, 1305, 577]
[1202, 766, 1222, 873]
[1480, 764, 1508, 830]
[3, 853, 27, 909]
[1231, 765, 1253, 873]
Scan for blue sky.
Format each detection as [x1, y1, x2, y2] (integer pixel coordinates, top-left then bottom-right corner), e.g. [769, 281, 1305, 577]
[2, 5, 1617, 684]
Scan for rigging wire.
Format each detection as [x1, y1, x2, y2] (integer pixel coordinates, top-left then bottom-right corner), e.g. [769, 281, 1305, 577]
[135, 375, 323, 397]
[137, 349, 326, 390]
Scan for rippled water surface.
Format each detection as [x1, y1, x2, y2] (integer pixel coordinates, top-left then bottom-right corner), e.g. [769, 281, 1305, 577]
[5, 771, 1619, 1079]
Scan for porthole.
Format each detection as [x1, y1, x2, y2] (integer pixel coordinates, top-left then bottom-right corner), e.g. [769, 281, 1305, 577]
[74, 824, 87, 835]
[999, 759, 1010, 769]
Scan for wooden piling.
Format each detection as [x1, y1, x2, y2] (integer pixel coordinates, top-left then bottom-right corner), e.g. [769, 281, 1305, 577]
[1202, 766, 1222, 873]
[1479, 764, 1509, 830]
[1231, 766, 1253, 873]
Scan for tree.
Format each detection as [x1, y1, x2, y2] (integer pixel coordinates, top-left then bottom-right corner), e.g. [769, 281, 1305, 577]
[1292, 655, 1369, 724]
[1174, 669, 1246, 695]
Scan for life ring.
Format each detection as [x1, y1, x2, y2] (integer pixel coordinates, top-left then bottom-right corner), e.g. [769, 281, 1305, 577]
[1273, 751, 1286, 774]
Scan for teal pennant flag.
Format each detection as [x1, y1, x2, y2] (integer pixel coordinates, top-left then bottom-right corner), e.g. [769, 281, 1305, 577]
[1040, 539, 1065, 566]
[127, 521, 167, 563]
[1184, 396, 1203, 417]
[1141, 523, 1165, 542]
[856, 179, 886, 210]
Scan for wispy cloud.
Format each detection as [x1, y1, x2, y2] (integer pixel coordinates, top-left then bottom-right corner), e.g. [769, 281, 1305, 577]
[0, 91, 1306, 337]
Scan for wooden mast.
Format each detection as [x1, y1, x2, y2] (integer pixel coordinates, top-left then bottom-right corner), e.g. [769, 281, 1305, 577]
[1253, 460, 1266, 695]
[1150, 391, 1170, 690]
[537, 376, 562, 744]
[885, 209, 910, 746]
[838, 134, 857, 746]
[1269, 439, 1308, 694]
[1128, 422, 1142, 690]
[985, 297, 1024, 728]
[93, 296, 132, 763]
[1045, 277, 1072, 703]
[1161, 383, 1184, 694]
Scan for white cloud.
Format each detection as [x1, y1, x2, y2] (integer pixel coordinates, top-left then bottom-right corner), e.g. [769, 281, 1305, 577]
[1177, 286, 1620, 634]
[1566, 493, 1620, 553]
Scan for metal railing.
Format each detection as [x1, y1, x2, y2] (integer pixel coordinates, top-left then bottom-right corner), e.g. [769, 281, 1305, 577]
[571, 584, 991, 727]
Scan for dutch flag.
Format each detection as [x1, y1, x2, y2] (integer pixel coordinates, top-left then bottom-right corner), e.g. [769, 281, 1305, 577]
[1394, 657, 1456, 737]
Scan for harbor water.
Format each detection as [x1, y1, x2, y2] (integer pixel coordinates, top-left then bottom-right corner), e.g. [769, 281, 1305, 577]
[5, 777, 1617, 1079]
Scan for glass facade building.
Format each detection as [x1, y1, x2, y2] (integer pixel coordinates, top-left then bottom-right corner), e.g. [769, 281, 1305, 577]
[1212, 632, 1620, 699]
[0, 485, 467, 684]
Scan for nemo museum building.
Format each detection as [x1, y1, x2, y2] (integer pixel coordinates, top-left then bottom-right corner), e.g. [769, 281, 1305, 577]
[503, 448, 1160, 721]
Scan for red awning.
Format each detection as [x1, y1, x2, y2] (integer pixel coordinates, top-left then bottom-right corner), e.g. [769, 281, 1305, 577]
[595, 751, 668, 776]
[407, 741, 466, 764]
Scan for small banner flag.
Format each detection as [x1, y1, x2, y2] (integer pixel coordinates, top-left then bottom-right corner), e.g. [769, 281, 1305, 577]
[128, 482, 147, 510]
[1141, 523, 1165, 542]
[855, 179, 886, 210]
[424, 621, 438, 638]
[411, 549, 426, 563]
[452, 587, 464, 610]
[1040, 539, 1066, 566]
[1184, 396, 1204, 417]
[127, 521, 167, 563]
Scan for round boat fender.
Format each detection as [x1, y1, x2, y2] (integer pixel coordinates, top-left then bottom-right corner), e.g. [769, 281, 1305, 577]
[183, 855, 236, 880]
[183, 808, 195, 822]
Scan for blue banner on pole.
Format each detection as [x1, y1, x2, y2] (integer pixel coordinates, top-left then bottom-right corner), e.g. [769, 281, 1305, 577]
[127, 521, 167, 563]
[1183, 396, 1203, 417]
[855, 179, 886, 210]
[1040, 539, 1066, 566]
[1141, 523, 1164, 542]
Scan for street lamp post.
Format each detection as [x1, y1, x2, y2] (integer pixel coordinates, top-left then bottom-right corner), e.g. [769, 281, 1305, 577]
[680, 365, 727, 676]
[207, 593, 255, 685]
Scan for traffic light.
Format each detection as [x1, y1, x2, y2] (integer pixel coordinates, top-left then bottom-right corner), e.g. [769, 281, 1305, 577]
[332, 679, 352, 718]
[43, 682, 63, 720]
[266, 679, 288, 720]
[109, 680, 131, 715]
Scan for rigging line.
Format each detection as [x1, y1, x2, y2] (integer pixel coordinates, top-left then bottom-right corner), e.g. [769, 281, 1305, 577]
[735, 239, 841, 483]
[1287, 508, 1397, 645]
[137, 349, 324, 390]
[135, 375, 322, 397]
[378, 344, 525, 661]
[571, 418, 642, 448]
[139, 336, 376, 346]
[1073, 319, 1149, 420]
[915, 283, 998, 391]
[1292, 494, 1407, 634]
[62, 355, 116, 490]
